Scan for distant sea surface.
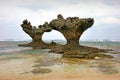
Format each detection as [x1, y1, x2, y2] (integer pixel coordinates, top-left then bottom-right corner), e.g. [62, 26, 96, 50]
[0, 41, 120, 53]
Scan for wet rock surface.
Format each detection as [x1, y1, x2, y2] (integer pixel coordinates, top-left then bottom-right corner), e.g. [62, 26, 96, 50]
[31, 68, 52, 74]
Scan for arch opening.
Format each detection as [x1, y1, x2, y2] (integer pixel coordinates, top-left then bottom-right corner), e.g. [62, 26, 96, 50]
[42, 30, 67, 45]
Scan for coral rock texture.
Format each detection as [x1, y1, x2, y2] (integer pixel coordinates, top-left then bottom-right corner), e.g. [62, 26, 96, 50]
[50, 14, 94, 46]
[19, 19, 52, 47]
[19, 14, 112, 59]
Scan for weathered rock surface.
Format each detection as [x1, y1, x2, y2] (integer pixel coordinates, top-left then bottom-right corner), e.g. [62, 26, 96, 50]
[62, 46, 113, 59]
[50, 14, 94, 46]
[49, 14, 112, 58]
[19, 19, 52, 48]
[19, 14, 113, 59]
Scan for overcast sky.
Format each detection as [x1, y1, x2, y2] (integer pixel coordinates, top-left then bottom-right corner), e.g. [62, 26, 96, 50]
[0, 0, 120, 41]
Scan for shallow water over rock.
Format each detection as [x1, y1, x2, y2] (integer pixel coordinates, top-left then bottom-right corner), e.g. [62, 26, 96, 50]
[0, 41, 120, 80]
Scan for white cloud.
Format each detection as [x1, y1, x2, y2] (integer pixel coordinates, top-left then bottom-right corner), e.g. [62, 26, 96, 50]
[0, 0, 120, 40]
[1, 0, 120, 24]
[98, 17, 120, 24]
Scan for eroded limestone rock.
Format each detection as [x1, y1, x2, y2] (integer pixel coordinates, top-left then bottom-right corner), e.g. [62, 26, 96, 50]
[19, 14, 113, 59]
[19, 19, 52, 47]
[49, 14, 112, 58]
[50, 14, 94, 46]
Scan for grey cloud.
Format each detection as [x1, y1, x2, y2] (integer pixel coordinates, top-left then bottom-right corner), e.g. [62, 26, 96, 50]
[20, 4, 51, 10]
[102, 0, 120, 5]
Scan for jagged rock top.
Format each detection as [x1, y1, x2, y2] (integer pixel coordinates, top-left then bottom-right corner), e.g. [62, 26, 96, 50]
[50, 14, 94, 31]
[21, 19, 52, 34]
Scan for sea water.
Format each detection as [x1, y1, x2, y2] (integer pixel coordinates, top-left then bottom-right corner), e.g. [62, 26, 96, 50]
[0, 41, 120, 80]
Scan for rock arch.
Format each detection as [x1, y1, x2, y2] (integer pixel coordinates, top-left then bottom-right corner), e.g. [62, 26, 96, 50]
[19, 14, 112, 58]
[19, 14, 94, 48]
